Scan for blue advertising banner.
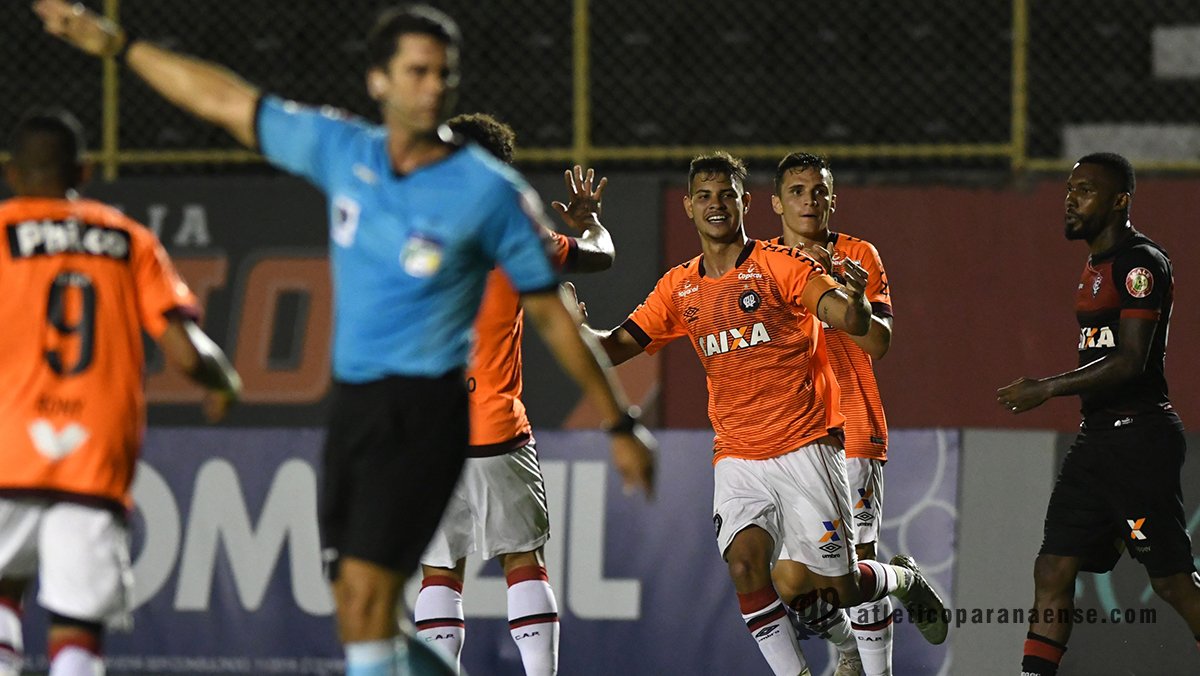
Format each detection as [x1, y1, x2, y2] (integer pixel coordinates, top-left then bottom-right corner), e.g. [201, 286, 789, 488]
[22, 429, 958, 675]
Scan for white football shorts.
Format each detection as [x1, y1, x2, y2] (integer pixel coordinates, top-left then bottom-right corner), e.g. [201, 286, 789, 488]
[421, 443, 550, 568]
[713, 438, 858, 578]
[844, 456, 885, 547]
[0, 498, 132, 627]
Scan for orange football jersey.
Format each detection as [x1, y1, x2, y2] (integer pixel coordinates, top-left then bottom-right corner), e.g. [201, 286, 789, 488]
[775, 234, 892, 460]
[466, 230, 574, 452]
[0, 197, 199, 510]
[624, 240, 843, 463]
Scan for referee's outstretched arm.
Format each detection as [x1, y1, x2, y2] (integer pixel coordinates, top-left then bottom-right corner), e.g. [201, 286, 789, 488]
[35, 0, 260, 148]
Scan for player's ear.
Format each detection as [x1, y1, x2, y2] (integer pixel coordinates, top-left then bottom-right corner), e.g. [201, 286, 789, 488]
[742, 191, 752, 212]
[367, 69, 387, 101]
[771, 193, 783, 215]
[2, 162, 18, 194]
[829, 193, 837, 214]
[683, 194, 694, 220]
[76, 161, 94, 189]
[1114, 192, 1130, 213]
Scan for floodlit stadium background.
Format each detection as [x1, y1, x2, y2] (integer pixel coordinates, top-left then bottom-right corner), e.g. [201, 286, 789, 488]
[5, 1, 1200, 675]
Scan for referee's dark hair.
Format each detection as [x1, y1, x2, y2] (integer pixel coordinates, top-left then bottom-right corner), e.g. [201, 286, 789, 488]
[367, 4, 462, 71]
[7, 108, 87, 190]
[1077, 152, 1136, 196]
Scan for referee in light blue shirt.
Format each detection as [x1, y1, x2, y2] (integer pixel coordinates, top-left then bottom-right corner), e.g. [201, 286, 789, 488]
[37, 3, 657, 675]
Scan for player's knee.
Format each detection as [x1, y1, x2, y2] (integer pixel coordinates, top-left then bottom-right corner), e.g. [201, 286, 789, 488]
[47, 613, 104, 659]
[1032, 556, 1077, 595]
[1149, 573, 1195, 606]
[726, 556, 758, 584]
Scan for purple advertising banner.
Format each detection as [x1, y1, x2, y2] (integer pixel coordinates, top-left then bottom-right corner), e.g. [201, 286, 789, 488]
[22, 429, 958, 675]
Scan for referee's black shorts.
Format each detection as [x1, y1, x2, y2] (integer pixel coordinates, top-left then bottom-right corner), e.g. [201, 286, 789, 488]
[319, 371, 469, 579]
[1040, 414, 1193, 578]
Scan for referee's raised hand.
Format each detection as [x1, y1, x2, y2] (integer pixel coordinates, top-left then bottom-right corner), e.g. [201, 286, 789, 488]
[607, 410, 658, 500]
[33, 0, 125, 58]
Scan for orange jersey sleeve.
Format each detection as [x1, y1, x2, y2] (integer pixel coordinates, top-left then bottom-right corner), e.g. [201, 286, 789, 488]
[465, 230, 575, 451]
[621, 259, 693, 355]
[824, 233, 891, 460]
[0, 197, 198, 509]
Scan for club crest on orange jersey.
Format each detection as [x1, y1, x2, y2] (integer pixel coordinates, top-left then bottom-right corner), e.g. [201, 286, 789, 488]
[739, 290, 760, 313]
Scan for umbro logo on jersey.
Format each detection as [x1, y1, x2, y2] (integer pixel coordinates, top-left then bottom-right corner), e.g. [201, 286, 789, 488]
[7, 220, 131, 261]
[698, 322, 770, 356]
[352, 164, 378, 185]
[1127, 518, 1147, 540]
[1078, 326, 1116, 350]
[683, 306, 700, 323]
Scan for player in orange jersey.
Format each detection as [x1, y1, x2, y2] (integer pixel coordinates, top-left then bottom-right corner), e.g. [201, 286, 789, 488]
[0, 109, 241, 676]
[567, 152, 945, 676]
[768, 153, 898, 676]
[413, 113, 616, 675]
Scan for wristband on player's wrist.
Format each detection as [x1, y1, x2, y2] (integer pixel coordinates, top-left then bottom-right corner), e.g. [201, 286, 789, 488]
[112, 28, 139, 62]
[605, 406, 642, 436]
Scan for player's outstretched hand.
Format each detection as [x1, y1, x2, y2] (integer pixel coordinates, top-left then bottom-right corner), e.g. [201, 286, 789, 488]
[559, 281, 589, 324]
[33, 0, 124, 57]
[996, 377, 1050, 414]
[610, 425, 657, 499]
[841, 258, 869, 298]
[202, 387, 239, 423]
[552, 165, 607, 233]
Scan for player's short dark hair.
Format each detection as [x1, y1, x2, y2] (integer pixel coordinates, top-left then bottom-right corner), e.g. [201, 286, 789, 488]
[367, 4, 461, 71]
[1076, 152, 1136, 195]
[447, 113, 516, 164]
[688, 151, 748, 191]
[774, 152, 830, 195]
[8, 108, 86, 188]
